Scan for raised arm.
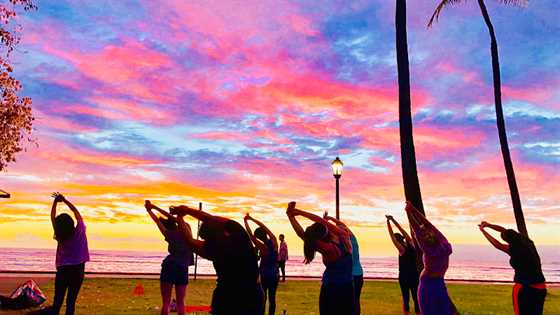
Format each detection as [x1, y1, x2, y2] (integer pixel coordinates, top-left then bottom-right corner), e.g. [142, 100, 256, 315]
[176, 215, 209, 259]
[324, 214, 352, 235]
[482, 221, 507, 233]
[286, 202, 306, 239]
[386, 216, 405, 255]
[479, 222, 510, 254]
[145, 200, 168, 236]
[50, 193, 62, 228]
[247, 214, 278, 251]
[388, 215, 413, 245]
[244, 214, 267, 253]
[288, 202, 346, 236]
[170, 205, 221, 223]
[52, 193, 83, 223]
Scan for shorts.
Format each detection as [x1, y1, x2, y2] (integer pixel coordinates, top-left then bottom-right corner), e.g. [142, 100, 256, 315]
[160, 260, 189, 285]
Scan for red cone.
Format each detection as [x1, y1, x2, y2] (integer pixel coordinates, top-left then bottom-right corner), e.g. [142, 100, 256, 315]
[132, 283, 144, 296]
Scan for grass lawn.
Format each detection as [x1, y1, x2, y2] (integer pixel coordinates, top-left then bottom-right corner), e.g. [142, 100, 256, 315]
[0, 278, 558, 315]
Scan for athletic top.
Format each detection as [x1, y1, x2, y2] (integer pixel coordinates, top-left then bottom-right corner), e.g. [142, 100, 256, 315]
[205, 220, 260, 289]
[350, 234, 363, 276]
[164, 229, 194, 267]
[507, 231, 546, 285]
[399, 242, 418, 277]
[278, 241, 288, 262]
[414, 224, 452, 275]
[259, 239, 279, 280]
[322, 240, 353, 285]
[56, 220, 90, 267]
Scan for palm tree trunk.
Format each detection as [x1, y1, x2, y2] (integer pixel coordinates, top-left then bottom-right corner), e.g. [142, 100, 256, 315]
[396, 0, 424, 215]
[477, 0, 528, 237]
[396, 0, 424, 274]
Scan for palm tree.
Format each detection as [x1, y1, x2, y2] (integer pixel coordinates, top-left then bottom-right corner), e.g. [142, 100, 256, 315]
[396, 0, 425, 215]
[429, 0, 528, 237]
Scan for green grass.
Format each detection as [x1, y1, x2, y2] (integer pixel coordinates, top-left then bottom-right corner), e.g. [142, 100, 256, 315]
[1, 278, 558, 314]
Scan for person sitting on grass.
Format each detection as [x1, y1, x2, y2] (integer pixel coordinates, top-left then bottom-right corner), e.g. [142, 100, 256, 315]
[170, 205, 264, 315]
[145, 200, 194, 315]
[386, 215, 420, 315]
[405, 201, 459, 315]
[286, 201, 354, 315]
[49, 192, 90, 315]
[478, 221, 547, 315]
[244, 213, 280, 315]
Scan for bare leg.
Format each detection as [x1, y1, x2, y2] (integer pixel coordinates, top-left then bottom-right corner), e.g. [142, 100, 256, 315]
[160, 282, 173, 315]
[175, 284, 187, 315]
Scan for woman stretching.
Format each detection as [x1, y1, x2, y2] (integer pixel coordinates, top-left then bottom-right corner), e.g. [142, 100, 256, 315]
[50, 193, 89, 315]
[405, 201, 457, 315]
[244, 214, 279, 315]
[170, 205, 264, 315]
[146, 200, 194, 315]
[286, 202, 354, 315]
[323, 213, 363, 315]
[386, 215, 420, 315]
[479, 221, 546, 315]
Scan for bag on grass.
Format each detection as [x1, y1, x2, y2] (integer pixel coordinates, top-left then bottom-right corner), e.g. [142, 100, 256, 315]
[0, 279, 47, 310]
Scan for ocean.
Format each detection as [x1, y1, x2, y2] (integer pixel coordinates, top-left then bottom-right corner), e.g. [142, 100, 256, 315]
[1, 245, 558, 282]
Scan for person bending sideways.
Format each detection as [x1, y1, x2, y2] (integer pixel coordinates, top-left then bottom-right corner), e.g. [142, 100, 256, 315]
[146, 200, 194, 315]
[323, 213, 364, 315]
[49, 193, 90, 315]
[386, 215, 420, 315]
[286, 202, 354, 315]
[170, 205, 264, 315]
[405, 201, 459, 315]
[479, 221, 547, 315]
[277, 234, 288, 282]
[244, 214, 280, 315]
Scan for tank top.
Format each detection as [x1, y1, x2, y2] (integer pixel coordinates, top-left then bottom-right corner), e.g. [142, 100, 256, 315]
[322, 240, 353, 285]
[259, 239, 279, 280]
[163, 229, 194, 267]
[399, 243, 418, 277]
[350, 234, 363, 276]
[509, 236, 546, 285]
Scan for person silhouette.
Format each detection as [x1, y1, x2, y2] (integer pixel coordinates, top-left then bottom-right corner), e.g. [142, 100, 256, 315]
[146, 200, 194, 315]
[479, 221, 547, 315]
[405, 202, 458, 315]
[323, 213, 363, 315]
[49, 193, 89, 315]
[386, 215, 420, 315]
[278, 234, 288, 282]
[286, 202, 354, 315]
[244, 214, 280, 315]
[170, 205, 264, 315]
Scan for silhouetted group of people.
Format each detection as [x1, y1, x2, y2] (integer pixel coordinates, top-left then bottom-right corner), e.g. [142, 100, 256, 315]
[44, 194, 546, 315]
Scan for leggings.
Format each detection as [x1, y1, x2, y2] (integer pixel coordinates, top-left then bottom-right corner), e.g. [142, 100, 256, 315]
[513, 283, 546, 315]
[278, 261, 286, 281]
[319, 282, 355, 315]
[211, 284, 264, 315]
[353, 275, 363, 315]
[418, 276, 453, 315]
[262, 277, 279, 315]
[52, 263, 85, 315]
[399, 274, 420, 313]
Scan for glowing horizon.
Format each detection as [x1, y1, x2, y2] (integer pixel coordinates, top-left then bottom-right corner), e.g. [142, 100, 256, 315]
[1, 1, 558, 256]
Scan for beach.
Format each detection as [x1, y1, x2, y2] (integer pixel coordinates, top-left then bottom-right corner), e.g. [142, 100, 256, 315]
[1, 274, 559, 315]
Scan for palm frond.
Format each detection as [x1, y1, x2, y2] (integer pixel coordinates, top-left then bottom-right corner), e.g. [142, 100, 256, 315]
[428, 0, 467, 28]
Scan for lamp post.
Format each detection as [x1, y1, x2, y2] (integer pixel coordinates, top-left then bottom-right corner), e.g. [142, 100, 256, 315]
[331, 157, 343, 219]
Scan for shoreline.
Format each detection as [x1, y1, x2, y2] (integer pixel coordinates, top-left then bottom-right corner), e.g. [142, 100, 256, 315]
[2, 270, 558, 286]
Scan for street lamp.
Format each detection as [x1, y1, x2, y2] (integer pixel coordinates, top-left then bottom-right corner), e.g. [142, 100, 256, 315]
[331, 157, 343, 219]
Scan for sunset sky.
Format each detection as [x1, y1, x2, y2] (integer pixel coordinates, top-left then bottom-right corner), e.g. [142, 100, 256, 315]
[1, 0, 558, 256]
